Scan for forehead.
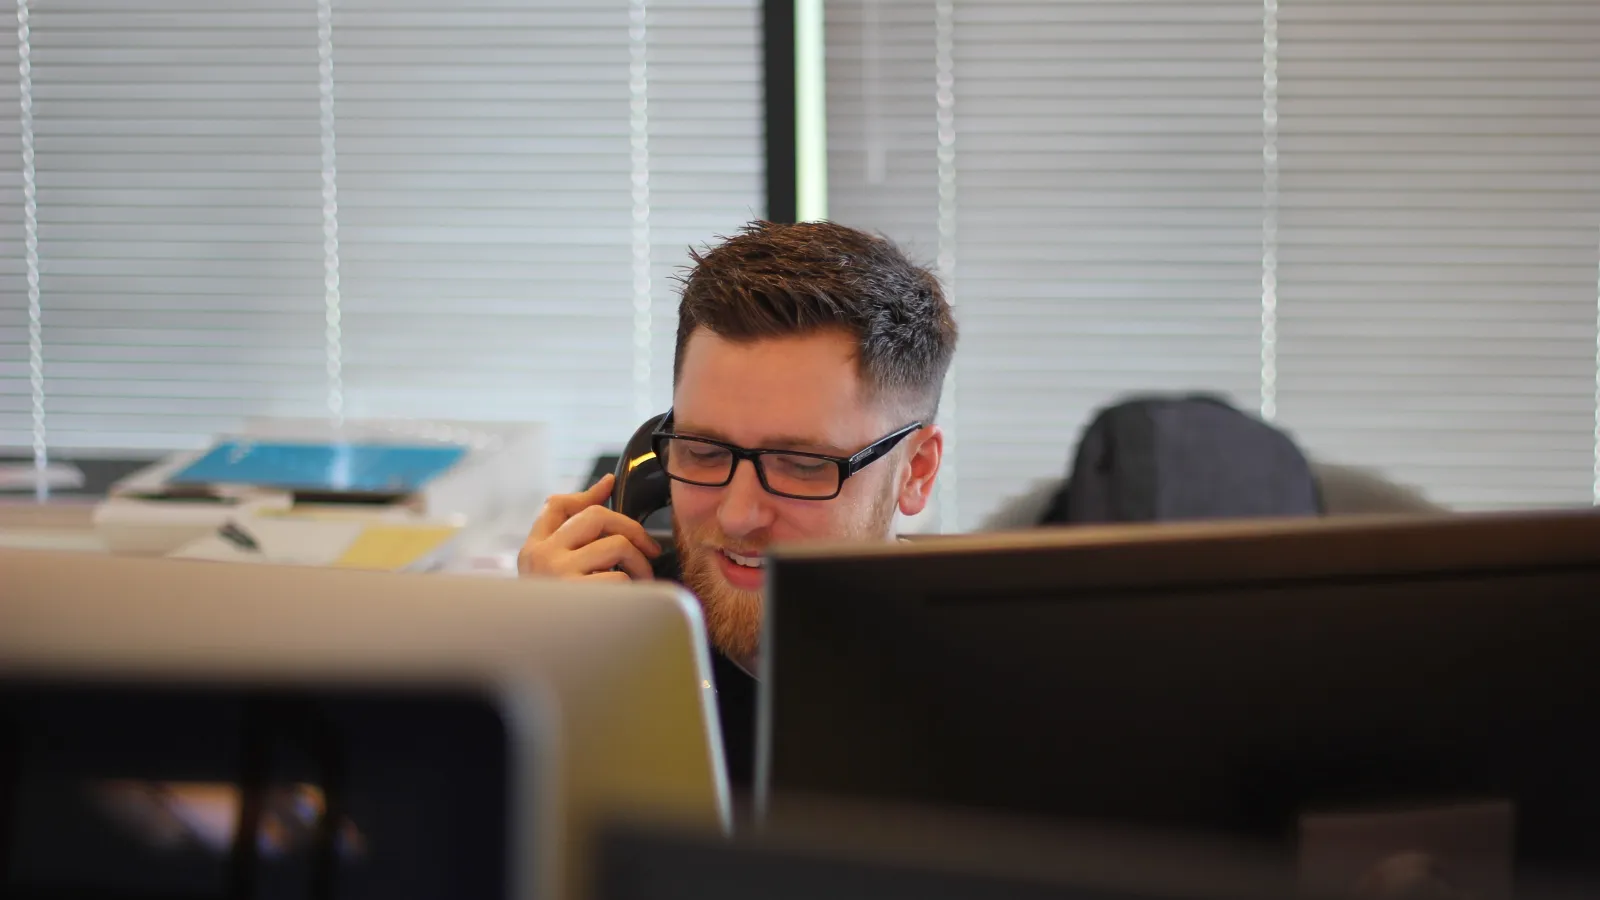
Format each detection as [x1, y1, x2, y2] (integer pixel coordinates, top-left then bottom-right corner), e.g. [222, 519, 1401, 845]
[672, 327, 888, 448]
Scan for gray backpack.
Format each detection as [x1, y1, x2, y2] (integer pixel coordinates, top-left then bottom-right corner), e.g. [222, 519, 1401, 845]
[1042, 394, 1322, 525]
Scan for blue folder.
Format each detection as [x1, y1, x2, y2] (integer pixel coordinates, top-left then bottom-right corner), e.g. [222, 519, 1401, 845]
[169, 440, 466, 494]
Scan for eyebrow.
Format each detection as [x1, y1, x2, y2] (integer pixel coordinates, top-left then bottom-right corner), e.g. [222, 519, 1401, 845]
[672, 422, 847, 456]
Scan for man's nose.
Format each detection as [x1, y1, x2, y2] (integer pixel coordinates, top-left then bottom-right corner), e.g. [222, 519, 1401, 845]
[717, 458, 775, 537]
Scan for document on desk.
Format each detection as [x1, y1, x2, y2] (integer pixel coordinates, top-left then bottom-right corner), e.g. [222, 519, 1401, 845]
[170, 514, 461, 572]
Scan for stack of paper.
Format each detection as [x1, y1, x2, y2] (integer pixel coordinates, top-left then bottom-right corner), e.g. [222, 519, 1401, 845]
[169, 509, 462, 573]
[95, 418, 548, 557]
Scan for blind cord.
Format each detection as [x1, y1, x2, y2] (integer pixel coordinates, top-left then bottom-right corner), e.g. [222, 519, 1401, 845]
[17, 0, 45, 501]
[934, 0, 958, 531]
[1260, 0, 1280, 423]
[317, 0, 345, 425]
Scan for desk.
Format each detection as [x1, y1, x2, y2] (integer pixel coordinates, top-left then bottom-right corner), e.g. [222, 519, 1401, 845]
[0, 501, 108, 553]
[2, 447, 539, 572]
[0, 454, 152, 553]
[0, 497, 542, 575]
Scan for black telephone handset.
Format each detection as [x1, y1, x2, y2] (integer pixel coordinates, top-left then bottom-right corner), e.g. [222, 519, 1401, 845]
[609, 412, 677, 578]
[610, 412, 672, 523]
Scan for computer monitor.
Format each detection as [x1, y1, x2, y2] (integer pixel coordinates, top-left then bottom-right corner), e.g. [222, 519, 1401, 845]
[1, 549, 728, 900]
[596, 795, 1293, 900]
[759, 510, 1600, 895]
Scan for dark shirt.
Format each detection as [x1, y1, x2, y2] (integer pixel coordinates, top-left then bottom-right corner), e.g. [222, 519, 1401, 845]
[650, 549, 758, 798]
[708, 642, 758, 796]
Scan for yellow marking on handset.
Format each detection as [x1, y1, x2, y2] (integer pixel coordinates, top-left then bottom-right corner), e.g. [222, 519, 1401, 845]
[627, 451, 657, 471]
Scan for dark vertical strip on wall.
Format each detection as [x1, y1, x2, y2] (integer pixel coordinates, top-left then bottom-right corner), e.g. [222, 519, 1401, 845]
[764, 0, 798, 223]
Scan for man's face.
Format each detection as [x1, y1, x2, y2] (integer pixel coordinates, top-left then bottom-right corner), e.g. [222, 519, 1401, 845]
[669, 327, 939, 669]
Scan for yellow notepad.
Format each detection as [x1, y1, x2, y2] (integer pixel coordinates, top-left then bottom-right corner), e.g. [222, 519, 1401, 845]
[334, 524, 461, 571]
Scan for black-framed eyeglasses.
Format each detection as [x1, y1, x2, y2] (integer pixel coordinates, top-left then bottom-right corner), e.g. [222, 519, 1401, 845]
[650, 410, 923, 501]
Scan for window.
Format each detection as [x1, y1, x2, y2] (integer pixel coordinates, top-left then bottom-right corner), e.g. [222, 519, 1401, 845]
[827, 0, 1600, 528]
[0, 0, 763, 491]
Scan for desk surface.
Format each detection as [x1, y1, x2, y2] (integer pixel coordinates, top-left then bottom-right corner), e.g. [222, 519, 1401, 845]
[0, 452, 543, 571]
[0, 494, 538, 572]
[0, 500, 108, 553]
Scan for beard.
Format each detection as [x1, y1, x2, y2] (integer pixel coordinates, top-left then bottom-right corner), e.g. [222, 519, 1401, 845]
[673, 482, 900, 669]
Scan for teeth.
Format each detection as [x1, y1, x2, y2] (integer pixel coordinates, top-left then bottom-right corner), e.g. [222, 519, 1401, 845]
[723, 550, 765, 569]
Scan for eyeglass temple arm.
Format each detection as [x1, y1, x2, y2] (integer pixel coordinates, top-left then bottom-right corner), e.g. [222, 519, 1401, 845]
[845, 422, 923, 475]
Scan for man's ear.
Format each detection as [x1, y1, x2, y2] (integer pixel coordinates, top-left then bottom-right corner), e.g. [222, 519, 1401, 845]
[897, 425, 943, 517]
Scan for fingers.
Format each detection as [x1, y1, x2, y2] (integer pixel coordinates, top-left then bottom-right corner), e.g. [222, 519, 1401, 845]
[582, 571, 632, 584]
[567, 533, 656, 581]
[548, 504, 661, 559]
[516, 540, 542, 576]
[528, 473, 616, 540]
[517, 482, 663, 580]
[518, 532, 653, 581]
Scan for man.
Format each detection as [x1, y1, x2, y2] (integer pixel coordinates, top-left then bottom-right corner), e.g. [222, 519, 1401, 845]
[518, 220, 957, 791]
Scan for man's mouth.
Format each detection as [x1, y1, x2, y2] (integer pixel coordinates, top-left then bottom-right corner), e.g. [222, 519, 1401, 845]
[721, 549, 765, 569]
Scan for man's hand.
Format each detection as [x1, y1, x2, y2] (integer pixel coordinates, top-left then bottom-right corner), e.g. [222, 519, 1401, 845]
[517, 473, 663, 582]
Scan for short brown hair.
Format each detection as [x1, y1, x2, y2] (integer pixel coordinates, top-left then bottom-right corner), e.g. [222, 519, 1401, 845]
[673, 220, 958, 419]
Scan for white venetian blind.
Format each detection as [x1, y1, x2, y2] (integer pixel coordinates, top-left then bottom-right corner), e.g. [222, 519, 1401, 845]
[1274, 0, 1600, 510]
[828, 0, 1600, 526]
[0, 0, 762, 491]
[954, 0, 1265, 529]
[828, 0, 1264, 530]
[334, 0, 761, 487]
[825, 0, 938, 265]
[646, 0, 765, 415]
[332, 1, 641, 491]
[28, 1, 328, 451]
